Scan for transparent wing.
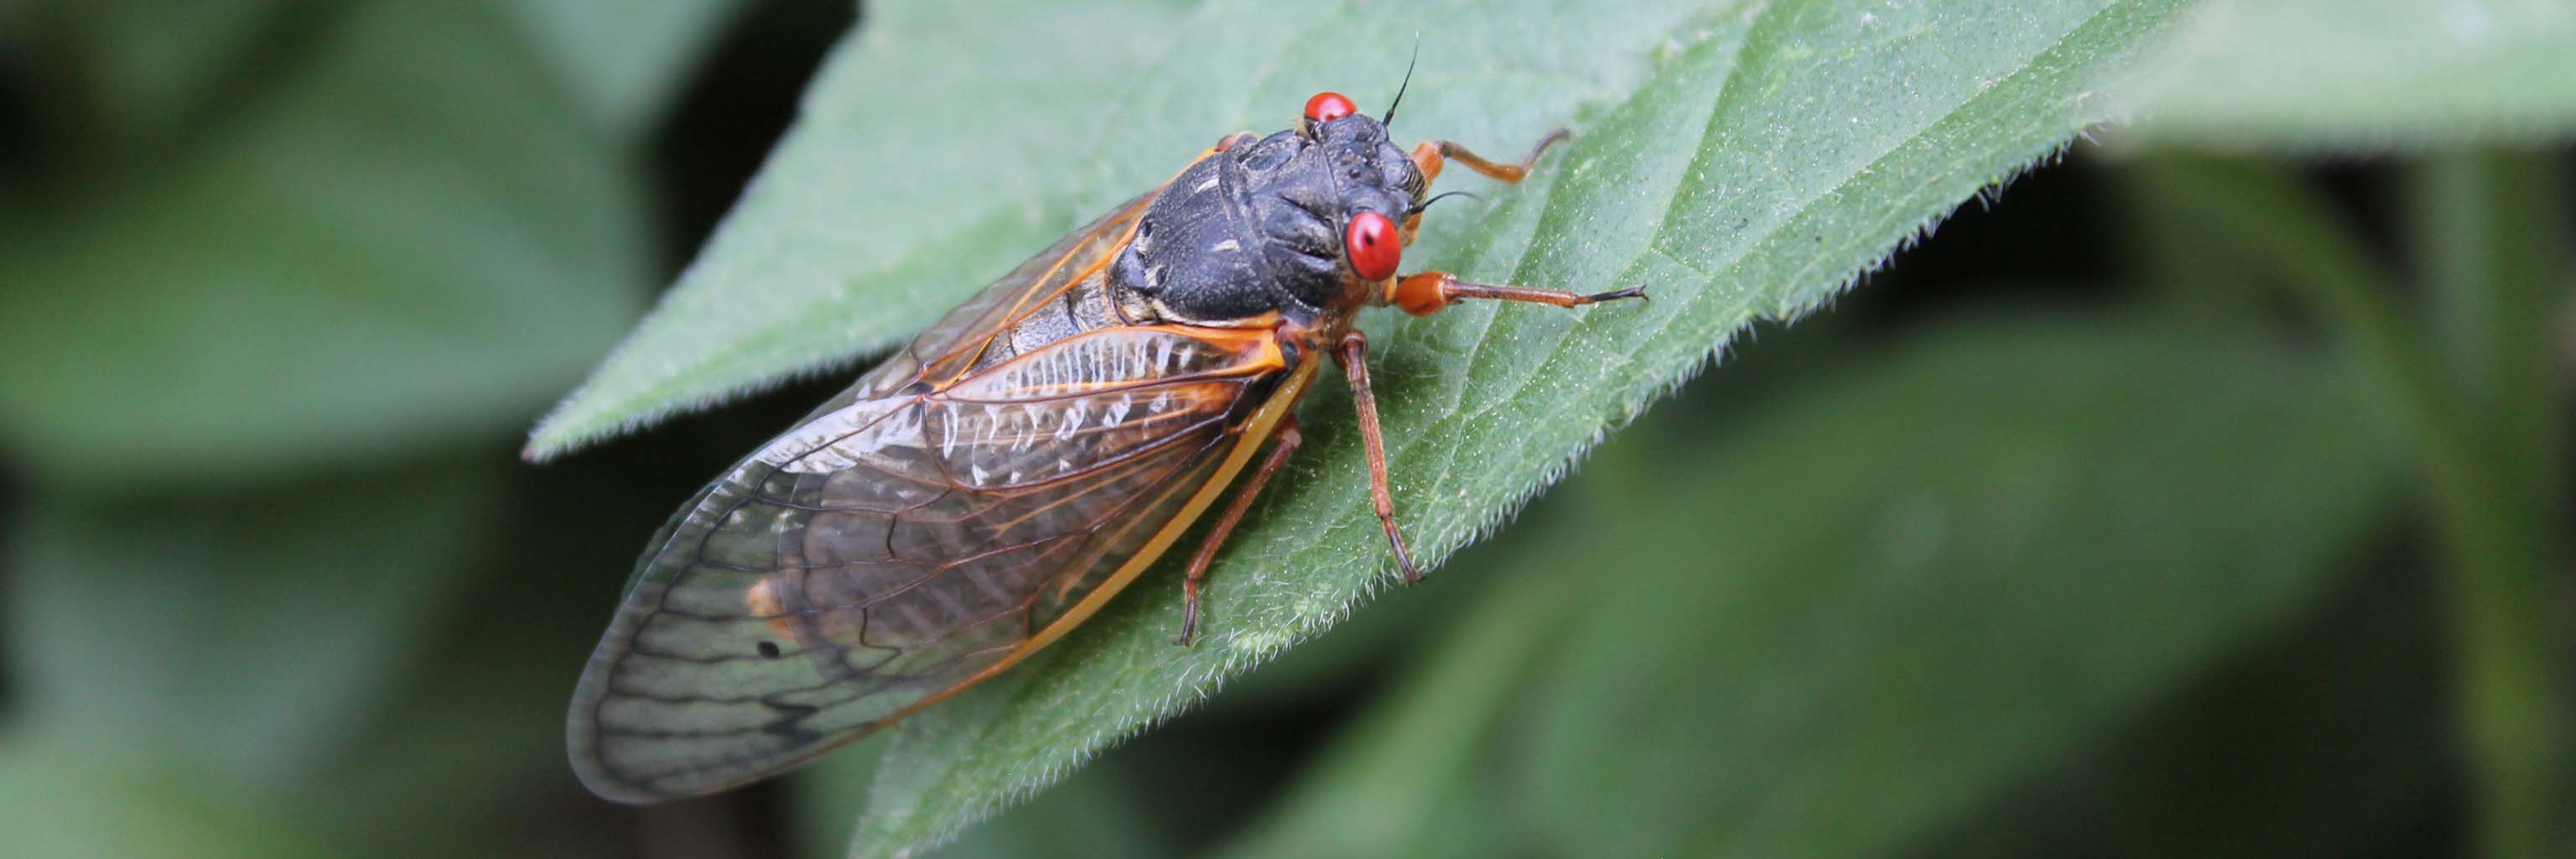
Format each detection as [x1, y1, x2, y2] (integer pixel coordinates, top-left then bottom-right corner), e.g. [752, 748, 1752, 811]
[854, 191, 1155, 399]
[567, 323, 1290, 803]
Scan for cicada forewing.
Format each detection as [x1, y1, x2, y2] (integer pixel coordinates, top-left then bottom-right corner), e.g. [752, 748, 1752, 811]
[566, 187, 1317, 803]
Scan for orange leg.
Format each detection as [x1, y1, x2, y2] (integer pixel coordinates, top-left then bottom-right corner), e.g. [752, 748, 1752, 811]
[1390, 129, 1621, 311]
[1409, 128, 1571, 185]
[1174, 419, 1303, 645]
[1333, 331, 1422, 584]
[1384, 271, 1647, 317]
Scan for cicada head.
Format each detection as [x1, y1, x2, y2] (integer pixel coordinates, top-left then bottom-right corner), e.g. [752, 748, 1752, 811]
[1299, 91, 1426, 285]
[1111, 91, 1427, 326]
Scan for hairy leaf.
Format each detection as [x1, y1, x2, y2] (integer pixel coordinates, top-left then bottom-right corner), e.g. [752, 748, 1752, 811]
[527, 0, 2199, 853]
[1513, 320, 2398, 856]
[1222, 315, 2404, 857]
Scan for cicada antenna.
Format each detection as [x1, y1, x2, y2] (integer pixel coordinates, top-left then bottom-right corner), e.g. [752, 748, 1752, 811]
[1405, 190, 1483, 217]
[1383, 35, 1420, 128]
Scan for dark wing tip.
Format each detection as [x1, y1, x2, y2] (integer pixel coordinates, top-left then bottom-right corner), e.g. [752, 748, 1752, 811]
[566, 663, 683, 804]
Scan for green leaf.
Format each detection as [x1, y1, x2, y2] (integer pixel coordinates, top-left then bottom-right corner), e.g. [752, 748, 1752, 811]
[800, 747, 1183, 859]
[496, 0, 748, 135]
[1217, 524, 1599, 859]
[795, 748, 889, 859]
[6, 465, 499, 797]
[532, 1, 2202, 853]
[2112, 0, 2576, 151]
[1223, 315, 2404, 857]
[0, 2, 648, 488]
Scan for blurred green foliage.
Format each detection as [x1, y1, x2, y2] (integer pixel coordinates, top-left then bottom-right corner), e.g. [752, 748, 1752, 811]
[0, 2, 2568, 858]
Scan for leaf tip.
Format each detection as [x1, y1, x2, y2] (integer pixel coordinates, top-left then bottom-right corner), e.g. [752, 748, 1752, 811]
[520, 415, 587, 463]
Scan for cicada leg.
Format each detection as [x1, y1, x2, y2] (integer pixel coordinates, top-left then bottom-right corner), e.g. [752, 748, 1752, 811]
[1332, 331, 1422, 586]
[1408, 128, 1571, 185]
[1391, 128, 1627, 303]
[1345, 271, 1644, 586]
[1383, 272, 1648, 317]
[1174, 418, 1303, 646]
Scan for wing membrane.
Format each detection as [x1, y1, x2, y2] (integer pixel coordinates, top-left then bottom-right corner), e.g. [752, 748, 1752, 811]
[860, 185, 1163, 398]
[569, 318, 1291, 801]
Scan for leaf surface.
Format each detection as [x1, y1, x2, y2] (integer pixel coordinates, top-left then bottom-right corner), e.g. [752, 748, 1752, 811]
[503, 1, 2194, 853]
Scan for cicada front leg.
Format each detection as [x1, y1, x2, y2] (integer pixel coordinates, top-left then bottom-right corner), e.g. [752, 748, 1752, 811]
[1390, 127, 1649, 314]
[1320, 127, 1644, 590]
[1338, 276, 1646, 589]
[1384, 273, 1647, 317]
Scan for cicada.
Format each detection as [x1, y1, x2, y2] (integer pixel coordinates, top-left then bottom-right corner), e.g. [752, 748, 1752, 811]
[568, 86, 1643, 803]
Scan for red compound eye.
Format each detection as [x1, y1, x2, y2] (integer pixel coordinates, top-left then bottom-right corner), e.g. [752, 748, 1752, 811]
[1304, 91, 1356, 124]
[1343, 211, 1401, 282]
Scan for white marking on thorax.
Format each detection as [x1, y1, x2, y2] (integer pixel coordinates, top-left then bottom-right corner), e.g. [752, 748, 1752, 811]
[1209, 239, 1239, 252]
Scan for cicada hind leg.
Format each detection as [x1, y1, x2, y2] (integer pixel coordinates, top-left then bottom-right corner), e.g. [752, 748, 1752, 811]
[1173, 419, 1303, 646]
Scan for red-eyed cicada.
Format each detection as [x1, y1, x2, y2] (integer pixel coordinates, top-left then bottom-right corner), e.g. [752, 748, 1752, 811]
[568, 86, 1644, 803]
